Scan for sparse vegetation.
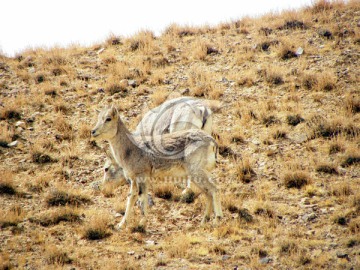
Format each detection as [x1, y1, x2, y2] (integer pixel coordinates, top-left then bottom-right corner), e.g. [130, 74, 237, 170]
[29, 207, 81, 227]
[83, 214, 111, 240]
[45, 245, 73, 265]
[32, 152, 54, 164]
[0, 205, 25, 228]
[236, 160, 256, 183]
[286, 114, 304, 126]
[283, 172, 310, 189]
[0, 108, 21, 121]
[131, 225, 146, 234]
[316, 163, 338, 175]
[341, 154, 360, 167]
[180, 190, 196, 204]
[0, 1, 359, 269]
[0, 171, 17, 196]
[46, 190, 91, 206]
[154, 184, 173, 200]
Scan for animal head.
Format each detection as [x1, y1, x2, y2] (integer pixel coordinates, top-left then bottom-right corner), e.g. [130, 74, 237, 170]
[103, 150, 127, 184]
[91, 106, 119, 140]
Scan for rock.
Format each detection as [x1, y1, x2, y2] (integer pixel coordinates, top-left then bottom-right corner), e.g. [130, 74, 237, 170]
[259, 257, 272, 264]
[222, 255, 231, 261]
[119, 79, 129, 88]
[295, 47, 304, 56]
[302, 213, 317, 222]
[318, 29, 333, 39]
[15, 121, 26, 128]
[301, 197, 310, 205]
[252, 139, 261, 145]
[336, 251, 349, 259]
[128, 80, 137, 88]
[290, 133, 308, 144]
[7, 141, 18, 147]
[26, 112, 40, 123]
[97, 48, 105, 54]
[145, 240, 155, 246]
[180, 88, 190, 95]
[90, 181, 101, 191]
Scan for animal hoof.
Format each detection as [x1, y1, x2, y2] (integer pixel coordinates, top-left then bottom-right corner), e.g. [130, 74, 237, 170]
[139, 218, 147, 227]
[214, 215, 223, 225]
[181, 187, 192, 195]
[116, 221, 126, 230]
[201, 215, 211, 225]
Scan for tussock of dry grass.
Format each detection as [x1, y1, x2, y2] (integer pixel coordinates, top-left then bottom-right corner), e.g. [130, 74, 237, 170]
[82, 213, 111, 240]
[283, 172, 310, 189]
[29, 207, 81, 227]
[154, 183, 174, 201]
[32, 152, 54, 164]
[46, 189, 91, 207]
[236, 160, 256, 184]
[45, 245, 73, 265]
[0, 170, 17, 196]
[316, 163, 338, 175]
[0, 205, 25, 229]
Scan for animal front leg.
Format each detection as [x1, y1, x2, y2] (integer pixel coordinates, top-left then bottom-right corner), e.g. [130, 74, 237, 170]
[116, 179, 138, 230]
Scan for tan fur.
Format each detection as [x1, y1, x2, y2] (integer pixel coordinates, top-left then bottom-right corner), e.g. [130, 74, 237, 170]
[92, 106, 223, 229]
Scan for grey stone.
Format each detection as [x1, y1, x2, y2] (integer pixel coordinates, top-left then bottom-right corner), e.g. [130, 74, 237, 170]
[15, 121, 25, 128]
[222, 255, 231, 261]
[295, 47, 304, 56]
[336, 251, 349, 259]
[128, 80, 137, 87]
[259, 257, 272, 264]
[302, 213, 317, 222]
[7, 141, 18, 147]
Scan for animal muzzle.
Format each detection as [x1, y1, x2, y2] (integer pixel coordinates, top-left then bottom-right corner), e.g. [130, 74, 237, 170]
[91, 129, 98, 137]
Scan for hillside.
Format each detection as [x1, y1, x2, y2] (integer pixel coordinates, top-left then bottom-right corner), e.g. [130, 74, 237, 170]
[1, 1, 360, 269]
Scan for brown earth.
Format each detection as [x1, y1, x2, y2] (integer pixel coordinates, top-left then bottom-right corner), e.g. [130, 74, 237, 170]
[0, 1, 359, 269]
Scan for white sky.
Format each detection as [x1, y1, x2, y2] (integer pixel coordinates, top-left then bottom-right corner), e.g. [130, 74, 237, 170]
[0, 0, 313, 57]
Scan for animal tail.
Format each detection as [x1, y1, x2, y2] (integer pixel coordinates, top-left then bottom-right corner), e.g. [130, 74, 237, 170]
[202, 99, 223, 113]
[208, 135, 219, 160]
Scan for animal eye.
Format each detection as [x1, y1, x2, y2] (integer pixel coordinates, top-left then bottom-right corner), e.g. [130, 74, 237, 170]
[106, 118, 112, 122]
[104, 167, 109, 172]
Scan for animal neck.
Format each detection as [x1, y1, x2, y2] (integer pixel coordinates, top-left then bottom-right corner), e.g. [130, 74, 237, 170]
[107, 116, 137, 167]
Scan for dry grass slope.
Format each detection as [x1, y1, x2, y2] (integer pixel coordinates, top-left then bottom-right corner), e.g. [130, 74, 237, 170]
[0, 1, 359, 269]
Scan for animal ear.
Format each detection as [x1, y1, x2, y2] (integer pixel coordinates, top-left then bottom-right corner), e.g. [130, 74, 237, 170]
[110, 105, 118, 118]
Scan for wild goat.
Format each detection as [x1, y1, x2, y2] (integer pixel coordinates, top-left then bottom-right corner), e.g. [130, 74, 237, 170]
[100, 97, 220, 195]
[91, 105, 223, 229]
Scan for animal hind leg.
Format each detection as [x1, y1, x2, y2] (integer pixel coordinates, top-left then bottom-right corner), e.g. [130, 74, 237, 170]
[211, 188, 223, 221]
[138, 179, 149, 227]
[181, 178, 193, 194]
[189, 169, 220, 223]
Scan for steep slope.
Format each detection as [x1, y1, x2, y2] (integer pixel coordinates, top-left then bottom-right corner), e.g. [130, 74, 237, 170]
[0, 1, 359, 269]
